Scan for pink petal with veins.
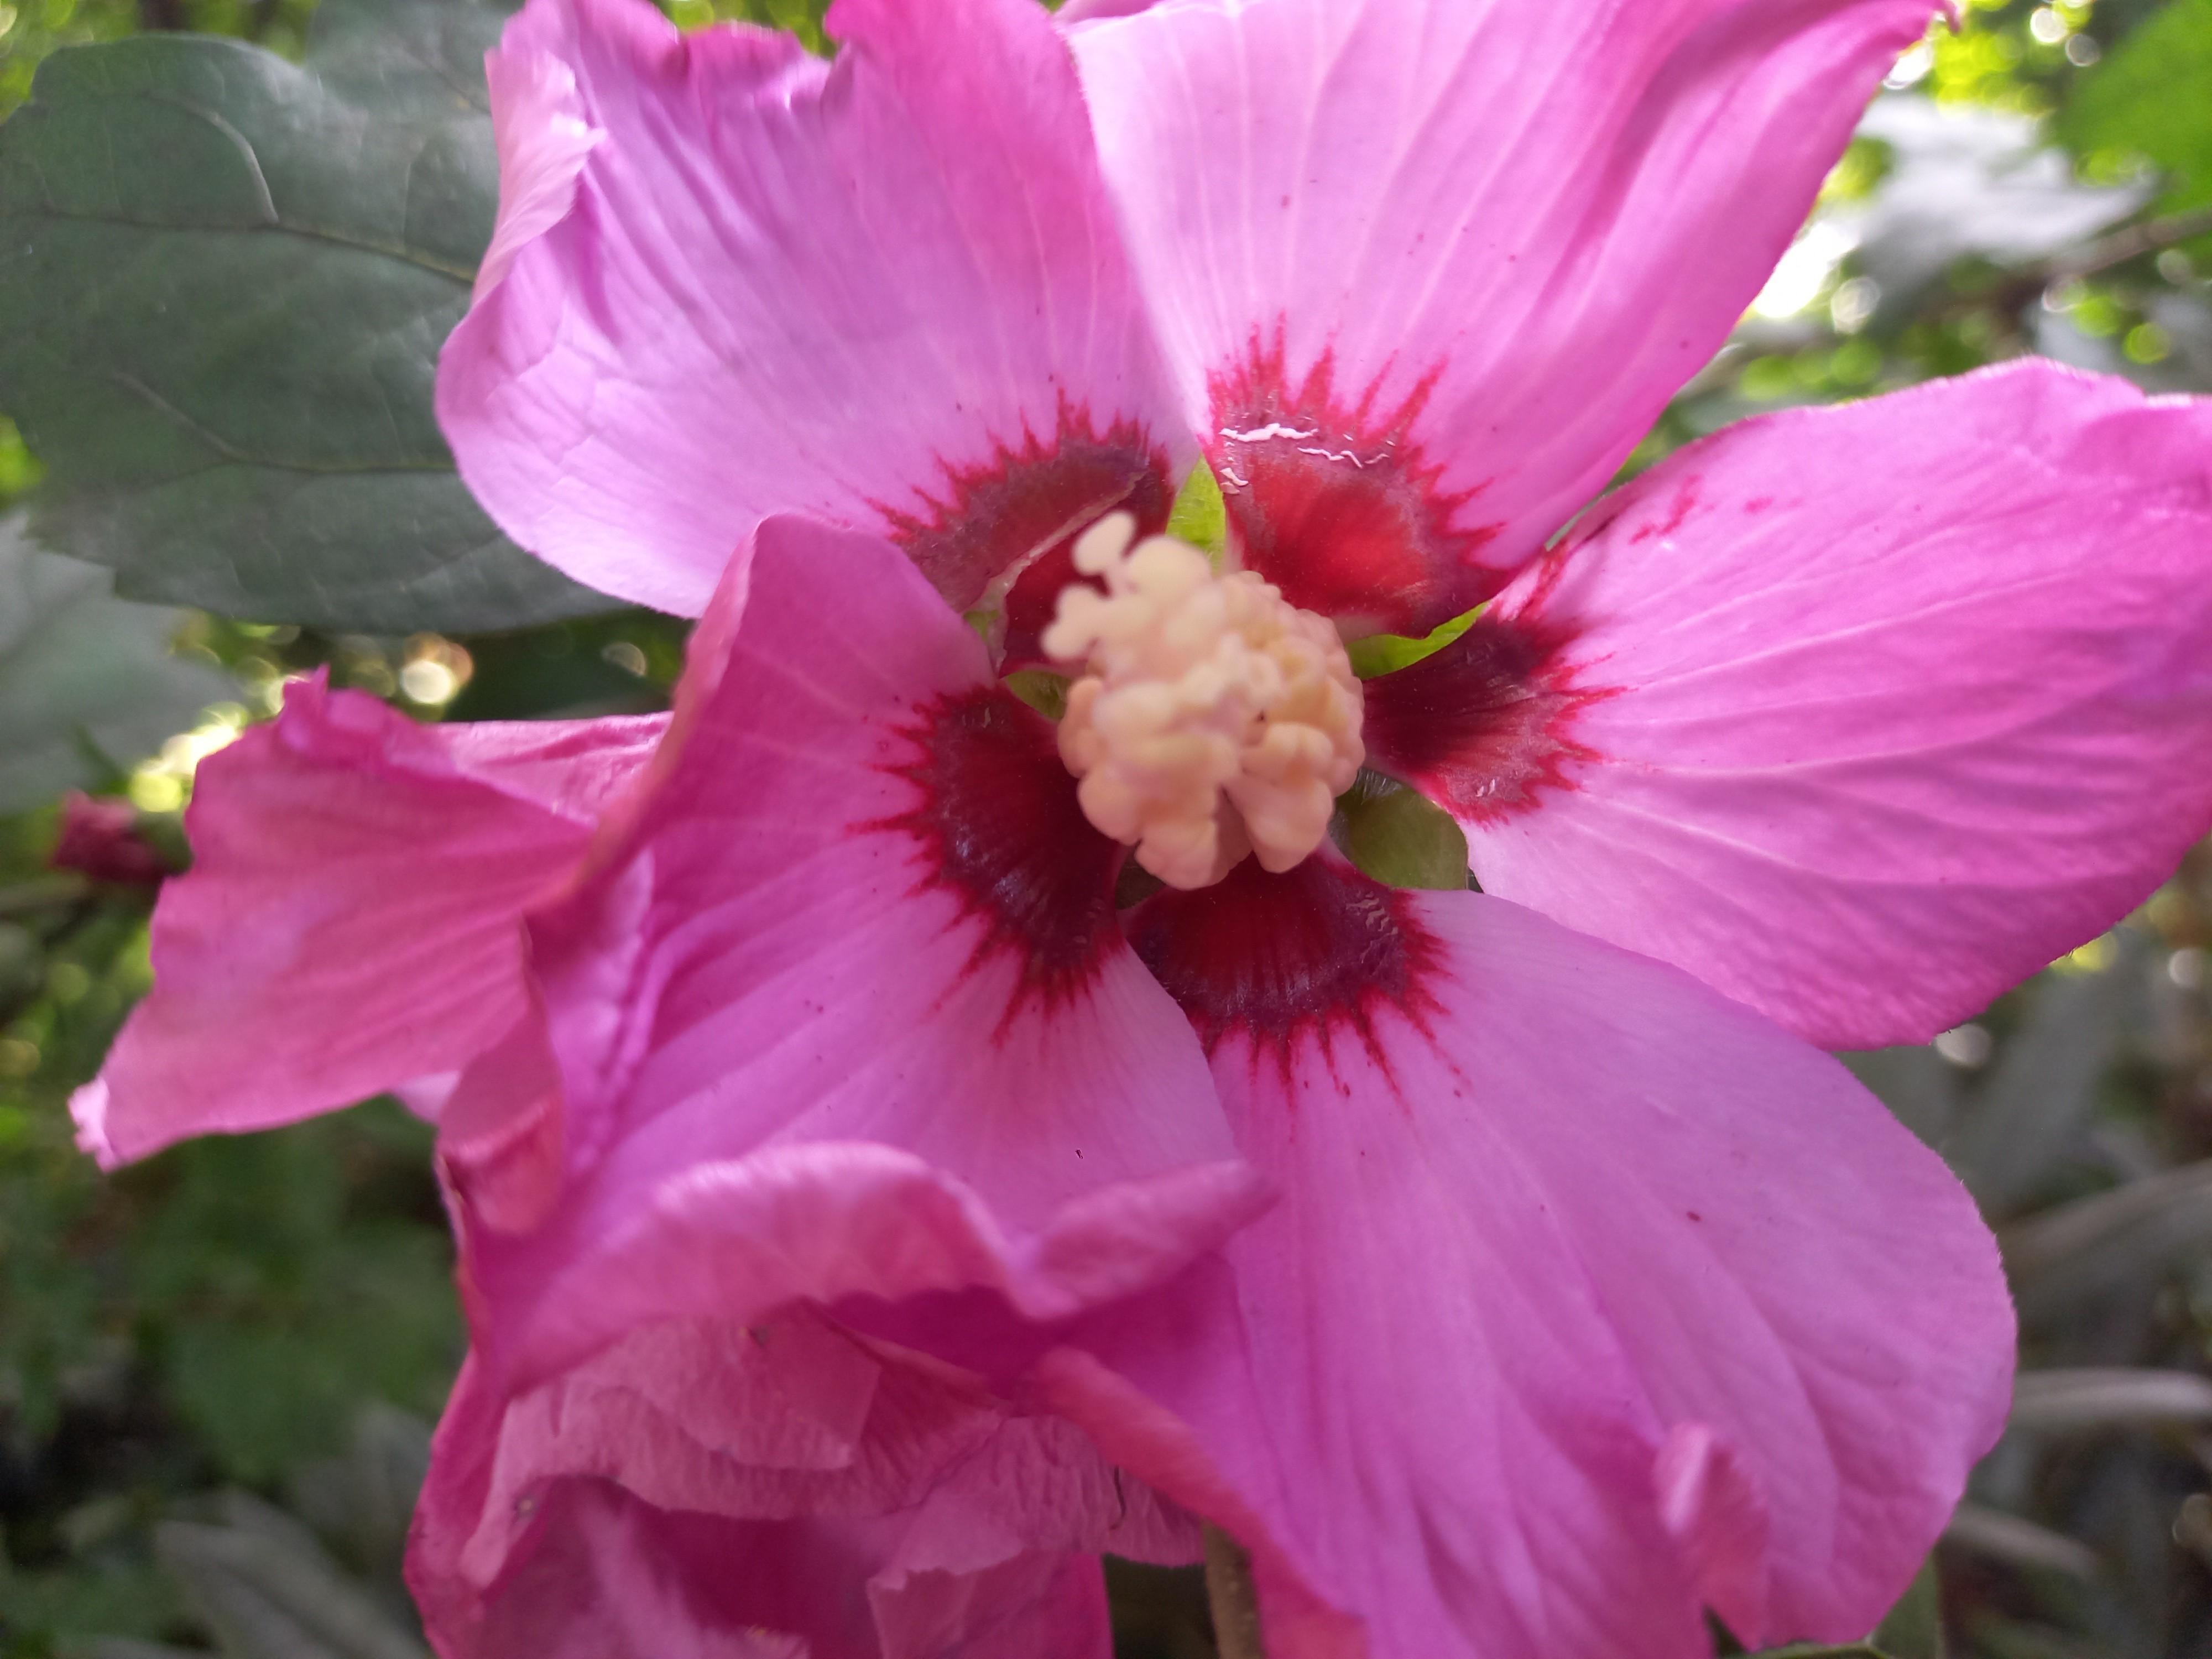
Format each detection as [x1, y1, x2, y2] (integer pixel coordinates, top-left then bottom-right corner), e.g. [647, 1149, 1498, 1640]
[1072, 0, 1937, 629]
[476, 45, 601, 301]
[440, 0, 1186, 616]
[456, 513, 1260, 1392]
[1064, 860, 2013, 1658]
[1387, 361, 2212, 1047]
[72, 678, 661, 1167]
[414, 1326, 1164, 1657]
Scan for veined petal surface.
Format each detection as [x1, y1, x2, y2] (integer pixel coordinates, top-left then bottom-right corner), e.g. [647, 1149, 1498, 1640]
[1071, 0, 1936, 632]
[411, 1316, 1186, 1657]
[1074, 863, 2011, 1658]
[441, 0, 1186, 616]
[460, 514, 1256, 1389]
[476, 44, 603, 302]
[1382, 362, 2212, 1048]
[72, 679, 662, 1166]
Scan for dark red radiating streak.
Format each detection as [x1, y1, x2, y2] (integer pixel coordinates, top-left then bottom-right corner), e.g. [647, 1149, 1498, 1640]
[873, 684, 1123, 1025]
[1126, 855, 1445, 1081]
[1207, 325, 1498, 637]
[879, 399, 1172, 619]
[1359, 601, 1605, 827]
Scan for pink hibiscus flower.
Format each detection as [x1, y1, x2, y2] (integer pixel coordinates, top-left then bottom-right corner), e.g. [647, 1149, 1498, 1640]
[74, 0, 2212, 1653]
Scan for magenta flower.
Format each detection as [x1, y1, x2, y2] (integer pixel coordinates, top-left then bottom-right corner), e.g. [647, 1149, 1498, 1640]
[74, 0, 2212, 1653]
[50, 792, 174, 886]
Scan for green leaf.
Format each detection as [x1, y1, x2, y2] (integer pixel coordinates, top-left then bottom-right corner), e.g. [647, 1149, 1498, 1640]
[2000, 1156, 2212, 1323]
[2058, 0, 2212, 214]
[1871, 1554, 1945, 1659]
[1334, 773, 1469, 891]
[287, 1404, 432, 1589]
[1165, 457, 1227, 561]
[1343, 603, 1482, 679]
[1003, 667, 1069, 722]
[2008, 1365, 2212, 1432]
[666, 0, 830, 51]
[0, 512, 233, 812]
[155, 1493, 429, 1659]
[0, 0, 616, 632]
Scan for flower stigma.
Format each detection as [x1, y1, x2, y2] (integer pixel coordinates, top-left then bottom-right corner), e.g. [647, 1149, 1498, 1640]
[1043, 512, 1364, 891]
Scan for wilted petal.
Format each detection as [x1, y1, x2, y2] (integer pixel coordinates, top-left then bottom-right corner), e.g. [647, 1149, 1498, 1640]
[414, 1314, 1188, 1657]
[1073, 860, 2012, 1657]
[1072, 0, 1936, 632]
[1374, 361, 2212, 1047]
[459, 513, 1257, 1389]
[441, 0, 1185, 616]
[73, 679, 662, 1167]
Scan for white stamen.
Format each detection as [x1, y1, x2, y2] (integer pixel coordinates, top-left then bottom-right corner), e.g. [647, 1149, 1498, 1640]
[1042, 513, 1364, 890]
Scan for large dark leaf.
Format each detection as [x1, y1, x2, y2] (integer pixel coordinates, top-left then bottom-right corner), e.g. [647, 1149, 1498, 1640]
[0, 511, 233, 812]
[0, 0, 613, 631]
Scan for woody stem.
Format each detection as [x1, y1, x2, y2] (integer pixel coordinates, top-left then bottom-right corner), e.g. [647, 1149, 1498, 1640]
[1203, 1524, 1269, 1659]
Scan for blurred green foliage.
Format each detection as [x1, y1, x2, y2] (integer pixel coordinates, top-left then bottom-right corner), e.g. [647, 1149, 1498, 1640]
[0, 787, 461, 1649]
[669, 0, 825, 46]
[0, 0, 311, 118]
[2062, 0, 2212, 211]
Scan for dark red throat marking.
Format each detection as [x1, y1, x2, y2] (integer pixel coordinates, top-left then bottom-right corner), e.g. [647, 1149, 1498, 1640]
[1126, 856, 1444, 1081]
[876, 685, 1122, 1025]
[1360, 597, 1603, 826]
[1208, 326, 1496, 637]
[879, 399, 1172, 618]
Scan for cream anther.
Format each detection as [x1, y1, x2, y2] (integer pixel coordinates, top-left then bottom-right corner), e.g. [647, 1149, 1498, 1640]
[1043, 513, 1365, 890]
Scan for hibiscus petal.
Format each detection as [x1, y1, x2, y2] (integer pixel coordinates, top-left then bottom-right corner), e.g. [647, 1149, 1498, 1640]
[414, 1314, 1182, 1658]
[476, 45, 603, 302]
[445, 1480, 1109, 1658]
[441, 0, 1186, 617]
[442, 1483, 815, 1658]
[460, 513, 1258, 1387]
[71, 679, 662, 1167]
[1087, 859, 2012, 1657]
[1070, 0, 1936, 632]
[1374, 361, 2212, 1047]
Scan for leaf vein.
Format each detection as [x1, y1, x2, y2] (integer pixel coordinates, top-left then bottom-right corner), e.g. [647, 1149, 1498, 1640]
[103, 372, 454, 475]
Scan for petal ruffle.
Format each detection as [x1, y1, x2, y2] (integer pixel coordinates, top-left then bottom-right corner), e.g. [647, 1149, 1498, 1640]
[1085, 859, 2012, 1657]
[441, 0, 1186, 616]
[72, 679, 662, 1167]
[1376, 361, 2212, 1047]
[413, 1319, 1179, 1657]
[476, 44, 602, 302]
[459, 513, 1258, 1387]
[1071, 0, 1936, 632]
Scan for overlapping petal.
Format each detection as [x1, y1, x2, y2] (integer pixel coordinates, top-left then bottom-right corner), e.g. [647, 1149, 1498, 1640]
[1061, 861, 2012, 1658]
[72, 679, 662, 1166]
[1070, 0, 1938, 632]
[413, 1313, 1191, 1657]
[457, 513, 1260, 1390]
[441, 0, 1187, 617]
[1370, 361, 2212, 1048]
[476, 44, 602, 301]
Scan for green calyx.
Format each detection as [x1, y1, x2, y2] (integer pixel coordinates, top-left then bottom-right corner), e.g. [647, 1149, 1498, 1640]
[1332, 771, 1469, 891]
